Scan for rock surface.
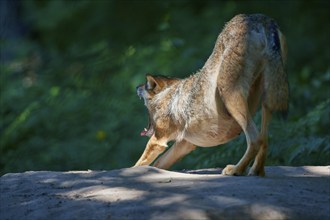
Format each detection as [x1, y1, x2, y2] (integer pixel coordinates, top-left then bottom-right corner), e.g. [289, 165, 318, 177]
[1, 166, 329, 220]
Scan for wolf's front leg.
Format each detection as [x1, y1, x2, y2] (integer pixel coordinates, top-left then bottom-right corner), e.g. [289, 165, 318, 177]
[153, 140, 196, 170]
[134, 135, 168, 167]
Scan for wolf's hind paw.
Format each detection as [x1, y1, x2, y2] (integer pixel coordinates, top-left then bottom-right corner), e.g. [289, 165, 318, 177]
[248, 167, 265, 176]
[222, 164, 243, 176]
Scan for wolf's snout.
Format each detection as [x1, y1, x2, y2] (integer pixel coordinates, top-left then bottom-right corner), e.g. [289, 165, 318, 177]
[136, 85, 141, 93]
[136, 85, 142, 90]
[136, 85, 144, 98]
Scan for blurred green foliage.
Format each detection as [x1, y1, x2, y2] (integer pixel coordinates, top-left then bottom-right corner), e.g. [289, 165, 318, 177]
[1, 0, 329, 174]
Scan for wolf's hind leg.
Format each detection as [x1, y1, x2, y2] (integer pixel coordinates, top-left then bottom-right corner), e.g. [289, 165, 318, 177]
[153, 140, 196, 170]
[248, 104, 271, 176]
[220, 91, 261, 176]
[134, 135, 167, 167]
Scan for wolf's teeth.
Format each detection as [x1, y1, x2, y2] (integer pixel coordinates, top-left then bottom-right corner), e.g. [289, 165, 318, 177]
[144, 128, 147, 131]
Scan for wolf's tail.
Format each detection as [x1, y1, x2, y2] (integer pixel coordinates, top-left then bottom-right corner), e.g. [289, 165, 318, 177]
[263, 21, 289, 115]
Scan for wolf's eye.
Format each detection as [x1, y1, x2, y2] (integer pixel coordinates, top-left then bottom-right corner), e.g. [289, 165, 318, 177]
[145, 81, 153, 90]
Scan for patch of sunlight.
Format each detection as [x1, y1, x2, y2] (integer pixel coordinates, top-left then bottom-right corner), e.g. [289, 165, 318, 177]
[63, 187, 145, 203]
[303, 166, 330, 176]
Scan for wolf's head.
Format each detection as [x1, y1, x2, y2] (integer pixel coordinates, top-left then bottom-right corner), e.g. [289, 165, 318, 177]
[136, 74, 178, 136]
[136, 74, 178, 104]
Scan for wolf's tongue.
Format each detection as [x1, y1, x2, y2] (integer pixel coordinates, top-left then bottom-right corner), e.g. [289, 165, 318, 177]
[140, 128, 147, 136]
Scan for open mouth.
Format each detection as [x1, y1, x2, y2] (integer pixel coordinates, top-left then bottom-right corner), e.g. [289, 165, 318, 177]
[140, 125, 154, 137]
[140, 114, 154, 137]
[137, 86, 154, 137]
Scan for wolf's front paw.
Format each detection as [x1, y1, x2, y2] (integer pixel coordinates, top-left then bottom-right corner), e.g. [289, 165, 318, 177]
[133, 160, 146, 167]
[222, 164, 243, 176]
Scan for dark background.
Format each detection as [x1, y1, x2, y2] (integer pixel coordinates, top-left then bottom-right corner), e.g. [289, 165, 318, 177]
[1, 0, 329, 175]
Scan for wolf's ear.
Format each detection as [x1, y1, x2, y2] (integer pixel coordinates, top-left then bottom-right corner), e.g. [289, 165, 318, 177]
[146, 74, 161, 90]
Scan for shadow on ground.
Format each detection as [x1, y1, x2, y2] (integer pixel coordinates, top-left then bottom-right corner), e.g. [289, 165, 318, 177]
[1, 166, 329, 220]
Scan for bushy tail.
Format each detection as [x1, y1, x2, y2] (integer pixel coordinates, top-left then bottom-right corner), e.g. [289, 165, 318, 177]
[263, 22, 289, 116]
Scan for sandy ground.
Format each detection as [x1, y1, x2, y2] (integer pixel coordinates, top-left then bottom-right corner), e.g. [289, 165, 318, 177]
[0, 166, 329, 220]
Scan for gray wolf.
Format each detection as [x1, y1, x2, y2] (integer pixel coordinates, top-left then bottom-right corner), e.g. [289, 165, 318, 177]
[134, 14, 288, 176]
